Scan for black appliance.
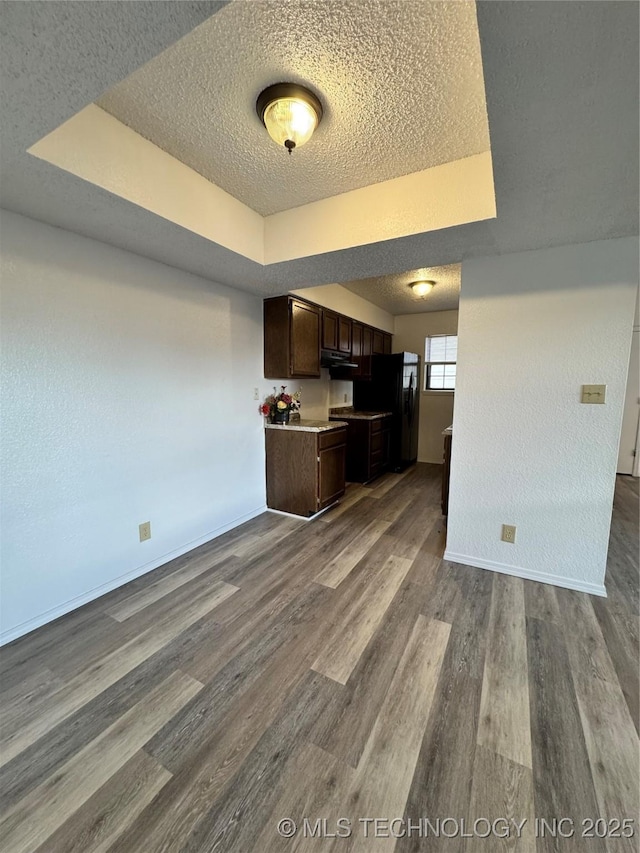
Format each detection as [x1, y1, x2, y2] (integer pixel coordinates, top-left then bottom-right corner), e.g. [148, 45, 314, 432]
[320, 349, 358, 369]
[353, 352, 420, 471]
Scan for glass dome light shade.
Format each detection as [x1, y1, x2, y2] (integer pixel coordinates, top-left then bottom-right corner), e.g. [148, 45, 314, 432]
[411, 281, 435, 297]
[263, 97, 318, 149]
[257, 83, 323, 152]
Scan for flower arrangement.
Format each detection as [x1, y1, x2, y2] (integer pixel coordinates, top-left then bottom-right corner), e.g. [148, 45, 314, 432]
[259, 386, 301, 423]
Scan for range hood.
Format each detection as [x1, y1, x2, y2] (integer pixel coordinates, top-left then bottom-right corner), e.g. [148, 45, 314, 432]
[321, 349, 358, 369]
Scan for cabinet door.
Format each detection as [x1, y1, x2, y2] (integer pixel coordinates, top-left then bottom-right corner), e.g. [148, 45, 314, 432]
[318, 442, 347, 509]
[369, 420, 384, 479]
[362, 326, 373, 356]
[382, 417, 393, 469]
[322, 310, 339, 351]
[372, 329, 384, 354]
[361, 326, 373, 380]
[351, 322, 363, 378]
[338, 316, 352, 354]
[351, 322, 363, 357]
[383, 333, 392, 354]
[290, 299, 321, 377]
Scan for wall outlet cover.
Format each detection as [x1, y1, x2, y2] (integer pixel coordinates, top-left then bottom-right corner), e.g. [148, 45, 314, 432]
[581, 384, 606, 404]
[501, 524, 516, 543]
[139, 521, 151, 542]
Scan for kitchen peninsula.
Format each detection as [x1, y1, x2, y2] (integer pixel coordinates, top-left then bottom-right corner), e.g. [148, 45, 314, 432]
[265, 419, 348, 517]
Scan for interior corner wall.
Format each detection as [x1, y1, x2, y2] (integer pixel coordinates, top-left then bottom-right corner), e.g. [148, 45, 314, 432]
[392, 310, 459, 463]
[0, 211, 266, 644]
[445, 237, 639, 596]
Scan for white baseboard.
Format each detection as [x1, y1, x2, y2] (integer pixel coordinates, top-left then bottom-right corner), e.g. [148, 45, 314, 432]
[442, 551, 607, 598]
[0, 505, 268, 646]
[266, 502, 336, 521]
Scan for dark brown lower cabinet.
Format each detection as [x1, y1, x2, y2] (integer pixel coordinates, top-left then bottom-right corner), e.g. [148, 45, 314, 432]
[265, 427, 347, 517]
[331, 416, 393, 483]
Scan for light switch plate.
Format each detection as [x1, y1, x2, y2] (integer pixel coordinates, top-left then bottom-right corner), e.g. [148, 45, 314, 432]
[581, 384, 606, 404]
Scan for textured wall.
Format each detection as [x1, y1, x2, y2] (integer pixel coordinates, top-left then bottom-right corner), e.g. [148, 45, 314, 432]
[393, 311, 459, 464]
[259, 375, 353, 424]
[0, 211, 266, 643]
[445, 238, 639, 594]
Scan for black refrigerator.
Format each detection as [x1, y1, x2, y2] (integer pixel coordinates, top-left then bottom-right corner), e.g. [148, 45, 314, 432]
[353, 352, 420, 472]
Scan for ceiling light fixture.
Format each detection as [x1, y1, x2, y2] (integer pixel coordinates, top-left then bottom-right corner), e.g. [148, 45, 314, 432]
[410, 280, 435, 297]
[256, 83, 323, 154]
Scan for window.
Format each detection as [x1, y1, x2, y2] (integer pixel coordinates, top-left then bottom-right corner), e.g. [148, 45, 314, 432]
[425, 334, 457, 390]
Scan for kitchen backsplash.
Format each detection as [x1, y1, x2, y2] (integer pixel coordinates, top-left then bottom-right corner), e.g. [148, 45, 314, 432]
[260, 372, 353, 421]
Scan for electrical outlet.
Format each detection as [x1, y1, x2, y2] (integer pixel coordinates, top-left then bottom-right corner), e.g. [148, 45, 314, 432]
[254, 387, 260, 401]
[501, 524, 516, 543]
[139, 521, 151, 542]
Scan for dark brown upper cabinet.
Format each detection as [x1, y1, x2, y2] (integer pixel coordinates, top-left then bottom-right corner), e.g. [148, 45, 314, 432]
[264, 295, 391, 381]
[362, 325, 373, 357]
[338, 316, 352, 354]
[322, 310, 339, 351]
[360, 325, 373, 380]
[264, 296, 321, 379]
[351, 321, 363, 378]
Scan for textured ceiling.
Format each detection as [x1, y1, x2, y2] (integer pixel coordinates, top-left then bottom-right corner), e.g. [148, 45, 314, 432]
[96, 0, 490, 216]
[0, 2, 638, 303]
[342, 264, 461, 315]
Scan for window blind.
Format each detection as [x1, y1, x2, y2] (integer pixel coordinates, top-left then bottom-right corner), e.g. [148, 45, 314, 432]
[425, 335, 457, 364]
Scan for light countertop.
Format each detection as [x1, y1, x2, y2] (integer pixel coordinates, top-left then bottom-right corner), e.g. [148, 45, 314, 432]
[329, 410, 393, 421]
[265, 419, 348, 433]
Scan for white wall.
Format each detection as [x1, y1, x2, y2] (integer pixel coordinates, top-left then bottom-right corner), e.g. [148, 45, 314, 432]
[617, 286, 639, 475]
[259, 373, 353, 422]
[291, 284, 394, 333]
[0, 211, 266, 643]
[266, 152, 496, 263]
[393, 310, 458, 463]
[445, 238, 639, 596]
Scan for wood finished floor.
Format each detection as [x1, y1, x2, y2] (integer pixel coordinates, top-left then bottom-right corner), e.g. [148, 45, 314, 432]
[0, 465, 638, 852]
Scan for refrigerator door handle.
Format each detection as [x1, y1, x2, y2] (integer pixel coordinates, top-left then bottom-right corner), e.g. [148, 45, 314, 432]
[406, 372, 414, 421]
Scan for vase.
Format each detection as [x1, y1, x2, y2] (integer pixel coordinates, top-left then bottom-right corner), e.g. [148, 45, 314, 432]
[273, 408, 290, 424]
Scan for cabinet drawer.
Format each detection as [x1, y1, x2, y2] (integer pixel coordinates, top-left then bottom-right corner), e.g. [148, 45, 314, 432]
[370, 450, 383, 477]
[319, 428, 347, 450]
[371, 419, 383, 434]
[371, 431, 384, 453]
